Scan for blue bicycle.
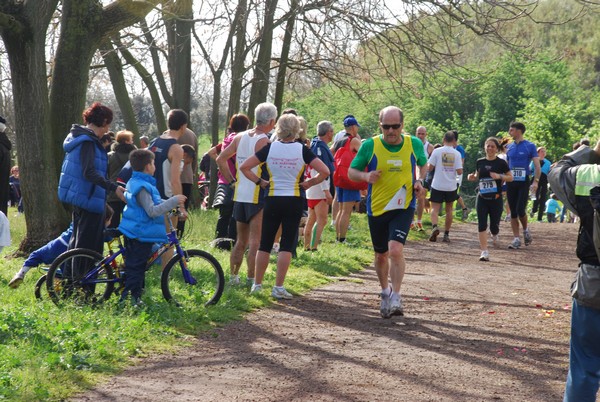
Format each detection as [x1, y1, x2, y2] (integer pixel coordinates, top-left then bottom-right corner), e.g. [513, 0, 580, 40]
[45, 212, 224, 307]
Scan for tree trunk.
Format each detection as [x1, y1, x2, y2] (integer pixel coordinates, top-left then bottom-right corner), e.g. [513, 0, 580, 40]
[227, 0, 248, 118]
[274, 0, 298, 113]
[1, 0, 66, 251]
[247, 0, 278, 123]
[117, 39, 167, 135]
[100, 40, 139, 136]
[165, 0, 193, 115]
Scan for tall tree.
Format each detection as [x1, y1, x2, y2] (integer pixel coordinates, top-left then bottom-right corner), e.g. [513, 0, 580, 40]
[1, 0, 163, 250]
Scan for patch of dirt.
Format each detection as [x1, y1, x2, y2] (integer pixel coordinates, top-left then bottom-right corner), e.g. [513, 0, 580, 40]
[74, 221, 579, 401]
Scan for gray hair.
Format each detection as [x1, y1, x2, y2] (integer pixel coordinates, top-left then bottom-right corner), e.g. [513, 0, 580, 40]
[317, 120, 333, 137]
[297, 116, 308, 141]
[274, 114, 300, 141]
[255, 102, 278, 126]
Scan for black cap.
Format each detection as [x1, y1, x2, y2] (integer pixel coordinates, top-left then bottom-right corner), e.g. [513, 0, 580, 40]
[0, 116, 5, 124]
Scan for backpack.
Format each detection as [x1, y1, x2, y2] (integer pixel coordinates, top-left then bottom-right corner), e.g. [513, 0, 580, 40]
[333, 136, 368, 191]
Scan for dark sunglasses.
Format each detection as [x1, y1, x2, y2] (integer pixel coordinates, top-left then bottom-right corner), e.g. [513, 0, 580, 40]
[381, 124, 401, 130]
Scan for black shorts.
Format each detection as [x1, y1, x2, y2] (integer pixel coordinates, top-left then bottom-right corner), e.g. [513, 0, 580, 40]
[429, 188, 459, 203]
[367, 208, 414, 253]
[233, 201, 264, 224]
[506, 180, 530, 218]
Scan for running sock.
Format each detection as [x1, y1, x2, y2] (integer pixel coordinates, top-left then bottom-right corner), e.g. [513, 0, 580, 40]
[381, 287, 391, 297]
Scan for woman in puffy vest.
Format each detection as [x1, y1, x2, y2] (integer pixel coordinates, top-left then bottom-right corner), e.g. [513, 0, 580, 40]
[58, 102, 124, 278]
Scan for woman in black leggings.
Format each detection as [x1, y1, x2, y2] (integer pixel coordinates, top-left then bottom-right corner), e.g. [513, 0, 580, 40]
[239, 114, 330, 299]
[467, 137, 513, 262]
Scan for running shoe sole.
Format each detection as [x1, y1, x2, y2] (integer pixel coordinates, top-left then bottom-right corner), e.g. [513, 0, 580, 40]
[429, 228, 440, 242]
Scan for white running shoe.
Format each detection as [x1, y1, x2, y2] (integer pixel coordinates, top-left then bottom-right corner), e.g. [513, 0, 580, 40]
[250, 283, 263, 294]
[508, 238, 521, 249]
[390, 293, 404, 316]
[479, 250, 490, 261]
[271, 286, 293, 300]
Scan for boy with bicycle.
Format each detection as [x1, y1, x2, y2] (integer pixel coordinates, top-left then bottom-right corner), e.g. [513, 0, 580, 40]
[119, 149, 186, 306]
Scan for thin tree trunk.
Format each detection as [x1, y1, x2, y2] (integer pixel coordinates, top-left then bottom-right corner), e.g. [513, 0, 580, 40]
[274, 0, 298, 112]
[227, 0, 248, 118]
[247, 0, 278, 122]
[100, 40, 139, 136]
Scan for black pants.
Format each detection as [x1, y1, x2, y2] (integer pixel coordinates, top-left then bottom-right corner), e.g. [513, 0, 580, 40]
[214, 184, 236, 240]
[531, 173, 548, 221]
[476, 196, 503, 234]
[68, 206, 105, 278]
[177, 183, 192, 238]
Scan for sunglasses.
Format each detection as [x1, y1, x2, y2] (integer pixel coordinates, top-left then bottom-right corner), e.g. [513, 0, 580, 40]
[381, 124, 401, 130]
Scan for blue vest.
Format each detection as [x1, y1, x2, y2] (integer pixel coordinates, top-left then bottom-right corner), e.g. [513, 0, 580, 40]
[119, 171, 168, 243]
[58, 126, 108, 214]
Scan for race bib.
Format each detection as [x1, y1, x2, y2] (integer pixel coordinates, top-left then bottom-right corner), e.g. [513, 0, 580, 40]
[384, 186, 407, 211]
[479, 178, 497, 194]
[511, 167, 526, 182]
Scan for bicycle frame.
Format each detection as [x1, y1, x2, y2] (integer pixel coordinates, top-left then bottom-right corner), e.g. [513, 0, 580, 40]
[78, 212, 194, 288]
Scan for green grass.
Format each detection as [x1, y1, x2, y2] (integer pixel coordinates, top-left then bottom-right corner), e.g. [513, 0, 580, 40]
[0, 206, 387, 401]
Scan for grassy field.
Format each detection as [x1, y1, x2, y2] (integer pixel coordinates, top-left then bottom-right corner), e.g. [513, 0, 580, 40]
[0, 206, 401, 401]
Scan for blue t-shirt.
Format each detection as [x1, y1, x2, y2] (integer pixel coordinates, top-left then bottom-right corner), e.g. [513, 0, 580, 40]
[455, 145, 466, 159]
[545, 198, 561, 214]
[506, 140, 537, 182]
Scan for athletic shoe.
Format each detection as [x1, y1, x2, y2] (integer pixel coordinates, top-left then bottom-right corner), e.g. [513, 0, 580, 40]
[380, 290, 391, 319]
[250, 283, 263, 294]
[271, 243, 280, 255]
[462, 208, 469, 221]
[272, 286, 293, 300]
[410, 223, 416, 230]
[479, 250, 490, 261]
[229, 275, 241, 286]
[524, 230, 532, 246]
[8, 273, 24, 289]
[442, 234, 450, 243]
[508, 238, 521, 249]
[416, 222, 424, 232]
[429, 227, 440, 242]
[491, 234, 499, 247]
[390, 293, 404, 316]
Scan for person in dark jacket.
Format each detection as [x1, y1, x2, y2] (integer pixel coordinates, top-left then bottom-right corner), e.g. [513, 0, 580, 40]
[0, 116, 12, 216]
[107, 130, 136, 227]
[548, 142, 600, 401]
[58, 102, 124, 279]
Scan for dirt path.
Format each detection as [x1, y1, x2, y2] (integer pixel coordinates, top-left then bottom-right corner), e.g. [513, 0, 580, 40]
[74, 221, 578, 401]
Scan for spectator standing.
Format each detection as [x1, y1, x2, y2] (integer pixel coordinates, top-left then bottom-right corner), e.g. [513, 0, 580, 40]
[9, 165, 22, 213]
[466, 137, 512, 261]
[208, 114, 251, 248]
[428, 131, 463, 243]
[216, 103, 276, 286]
[348, 106, 427, 318]
[333, 115, 362, 243]
[0, 116, 12, 215]
[529, 146, 552, 222]
[304, 120, 335, 251]
[548, 141, 600, 401]
[177, 127, 198, 236]
[148, 109, 188, 264]
[58, 102, 124, 276]
[107, 130, 136, 227]
[505, 121, 540, 249]
[240, 114, 329, 298]
[413, 126, 434, 231]
[544, 193, 560, 223]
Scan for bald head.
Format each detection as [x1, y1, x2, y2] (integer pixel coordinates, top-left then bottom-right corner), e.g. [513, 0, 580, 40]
[379, 106, 404, 124]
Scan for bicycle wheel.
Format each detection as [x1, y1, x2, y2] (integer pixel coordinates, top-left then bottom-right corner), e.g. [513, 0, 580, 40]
[34, 274, 46, 300]
[161, 249, 224, 307]
[46, 248, 115, 305]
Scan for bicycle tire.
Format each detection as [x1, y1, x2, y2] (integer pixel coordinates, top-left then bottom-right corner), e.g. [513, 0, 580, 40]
[161, 249, 224, 307]
[34, 274, 46, 300]
[46, 248, 115, 305]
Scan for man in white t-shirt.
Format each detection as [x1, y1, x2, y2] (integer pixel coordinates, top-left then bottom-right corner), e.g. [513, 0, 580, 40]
[427, 131, 463, 242]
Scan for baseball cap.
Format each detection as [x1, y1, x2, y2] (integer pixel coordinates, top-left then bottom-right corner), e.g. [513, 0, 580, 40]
[343, 115, 360, 127]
